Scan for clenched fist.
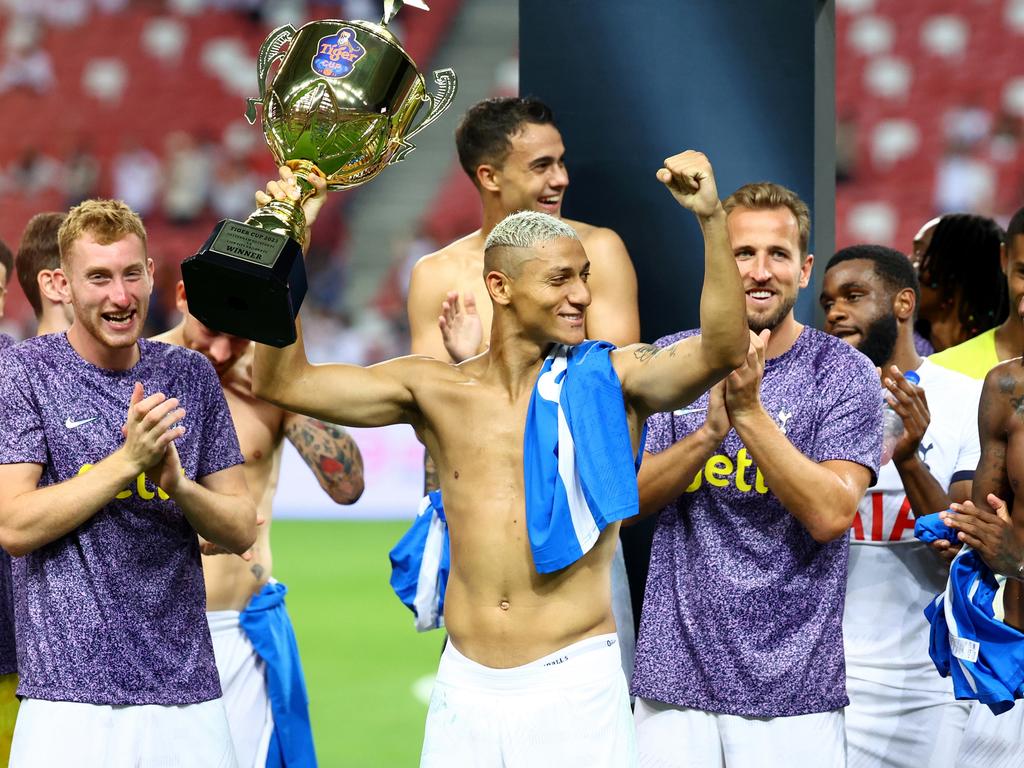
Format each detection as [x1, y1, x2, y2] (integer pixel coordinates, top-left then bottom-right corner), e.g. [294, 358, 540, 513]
[657, 150, 721, 219]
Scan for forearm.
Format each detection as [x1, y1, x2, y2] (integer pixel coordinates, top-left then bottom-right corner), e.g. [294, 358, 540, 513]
[286, 417, 365, 503]
[895, 456, 953, 517]
[172, 478, 256, 554]
[0, 451, 139, 556]
[253, 318, 314, 407]
[697, 206, 747, 371]
[733, 408, 860, 542]
[635, 429, 720, 521]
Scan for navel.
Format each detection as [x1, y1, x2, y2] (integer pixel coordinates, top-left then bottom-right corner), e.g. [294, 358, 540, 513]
[499, 599, 510, 611]
[453, 470, 460, 480]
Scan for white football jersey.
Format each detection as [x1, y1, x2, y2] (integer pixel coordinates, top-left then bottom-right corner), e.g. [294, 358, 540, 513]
[844, 358, 982, 692]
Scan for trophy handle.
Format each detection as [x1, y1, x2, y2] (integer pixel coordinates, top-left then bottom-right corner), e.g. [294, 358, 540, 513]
[389, 67, 458, 164]
[245, 24, 297, 124]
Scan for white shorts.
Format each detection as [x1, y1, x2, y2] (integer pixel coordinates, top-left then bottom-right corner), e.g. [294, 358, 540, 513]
[957, 698, 1024, 768]
[208, 610, 273, 768]
[421, 633, 636, 768]
[845, 675, 969, 768]
[611, 540, 636, 686]
[9, 697, 236, 768]
[634, 696, 846, 768]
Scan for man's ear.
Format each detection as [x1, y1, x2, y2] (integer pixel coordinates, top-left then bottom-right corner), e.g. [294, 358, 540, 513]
[485, 270, 512, 306]
[51, 268, 72, 303]
[476, 163, 501, 193]
[37, 269, 63, 303]
[894, 286, 916, 321]
[799, 253, 815, 289]
[175, 279, 188, 313]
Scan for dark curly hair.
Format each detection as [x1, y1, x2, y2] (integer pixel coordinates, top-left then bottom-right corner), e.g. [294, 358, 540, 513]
[455, 97, 557, 187]
[916, 213, 1007, 339]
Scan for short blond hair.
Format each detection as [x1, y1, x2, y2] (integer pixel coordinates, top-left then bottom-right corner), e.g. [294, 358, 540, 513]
[58, 199, 147, 268]
[723, 182, 811, 257]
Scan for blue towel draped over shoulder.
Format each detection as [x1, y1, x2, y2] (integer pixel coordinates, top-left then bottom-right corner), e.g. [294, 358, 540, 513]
[389, 340, 643, 628]
[524, 340, 644, 573]
[916, 527, 1024, 715]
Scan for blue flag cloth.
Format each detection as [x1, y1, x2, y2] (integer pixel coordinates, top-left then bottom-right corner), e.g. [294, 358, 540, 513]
[388, 491, 449, 631]
[914, 511, 960, 544]
[389, 341, 643, 629]
[924, 547, 1024, 715]
[238, 581, 317, 768]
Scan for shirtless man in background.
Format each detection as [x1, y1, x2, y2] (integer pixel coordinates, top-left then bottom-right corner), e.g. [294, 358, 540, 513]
[156, 283, 365, 768]
[254, 150, 747, 767]
[407, 96, 639, 363]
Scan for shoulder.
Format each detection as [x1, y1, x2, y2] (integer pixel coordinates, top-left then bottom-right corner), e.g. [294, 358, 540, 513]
[928, 329, 996, 376]
[0, 333, 13, 352]
[982, 356, 1024, 391]
[565, 218, 628, 255]
[142, 339, 219, 385]
[390, 353, 463, 379]
[2, 334, 53, 367]
[919, 358, 983, 397]
[411, 233, 482, 281]
[801, 328, 877, 387]
[141, 338, 200, 366]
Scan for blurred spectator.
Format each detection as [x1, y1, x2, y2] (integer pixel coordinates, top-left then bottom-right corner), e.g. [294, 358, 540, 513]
[933, 141, 995, 214]
[210, 163, 260, 221]
[914, 213, 1007, 352]
[63, 140, 100, 206]
[0, 16, 54, 94]
[5, 147, 60, 197]
[163, 131, 211, 225]
[943, 100, 991, 149]
[112, 138, 162, 217]
[837, 111, 858, 183]
[990, 110, 1021, 164]
[210, 122, 260, 221]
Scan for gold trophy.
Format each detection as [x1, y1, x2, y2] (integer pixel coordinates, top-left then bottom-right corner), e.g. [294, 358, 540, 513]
[182, 0, 457, 346]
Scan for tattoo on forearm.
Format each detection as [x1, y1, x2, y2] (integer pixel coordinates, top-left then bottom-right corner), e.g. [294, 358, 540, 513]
[286, 417, 365, 503]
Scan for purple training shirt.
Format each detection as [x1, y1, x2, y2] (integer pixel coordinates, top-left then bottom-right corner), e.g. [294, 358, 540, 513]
[632, 327, 882, 717]
[0, 334, 244, 705]
[0, 332, 14, 676]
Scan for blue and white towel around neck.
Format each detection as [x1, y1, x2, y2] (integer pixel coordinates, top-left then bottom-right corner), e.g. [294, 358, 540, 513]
[918, 518, 1024, 715]
[388, 340, 644, 630]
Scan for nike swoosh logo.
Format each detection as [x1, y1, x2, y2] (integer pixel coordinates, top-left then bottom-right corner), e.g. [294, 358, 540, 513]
[65, 417, 98, 429]
[672, 407, 707, 416]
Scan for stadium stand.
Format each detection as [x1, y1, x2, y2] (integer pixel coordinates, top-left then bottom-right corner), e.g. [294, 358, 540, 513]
[837, 0, 1024, 251]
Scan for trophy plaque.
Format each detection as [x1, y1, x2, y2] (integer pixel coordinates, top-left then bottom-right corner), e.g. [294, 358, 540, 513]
[182, 0, 457, 347]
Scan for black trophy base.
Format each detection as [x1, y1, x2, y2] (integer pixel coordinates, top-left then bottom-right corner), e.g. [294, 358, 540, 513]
[181, 220, 308, 348]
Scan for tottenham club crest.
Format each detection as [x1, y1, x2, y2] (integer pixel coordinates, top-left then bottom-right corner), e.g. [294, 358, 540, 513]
[311, 27, 366, 78]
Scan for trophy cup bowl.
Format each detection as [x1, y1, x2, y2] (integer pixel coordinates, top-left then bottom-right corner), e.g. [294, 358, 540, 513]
[182, 12, 457, 347]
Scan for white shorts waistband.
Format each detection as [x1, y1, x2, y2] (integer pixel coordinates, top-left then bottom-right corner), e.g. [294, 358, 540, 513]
[207, 610, 242, 635]
[438, 634, 621, 692]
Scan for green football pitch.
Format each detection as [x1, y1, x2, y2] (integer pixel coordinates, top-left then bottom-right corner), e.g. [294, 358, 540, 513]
[272, 519, 443, 767]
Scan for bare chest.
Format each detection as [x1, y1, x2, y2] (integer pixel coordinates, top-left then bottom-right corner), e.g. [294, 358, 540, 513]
[223, 384, 284, 466]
